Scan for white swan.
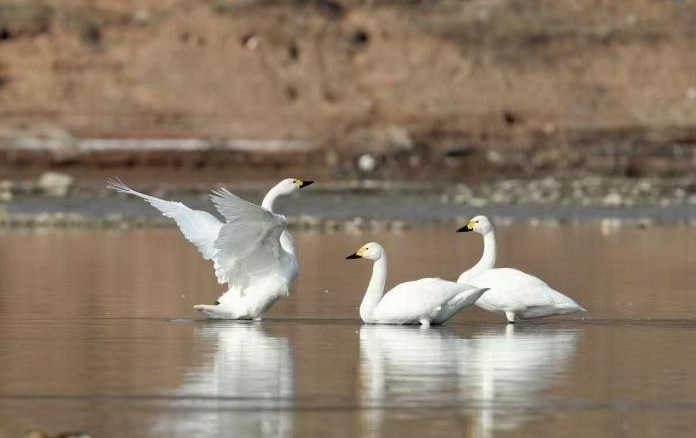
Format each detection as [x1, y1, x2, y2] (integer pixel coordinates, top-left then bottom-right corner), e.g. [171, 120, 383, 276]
[346, 242, 487, 326]
[457, 215, 585, 323]
[107, 177, 313, 320]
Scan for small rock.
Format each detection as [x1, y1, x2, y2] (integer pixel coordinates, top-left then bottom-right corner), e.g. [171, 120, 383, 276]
[345, 217, 363, 233]
[491, 192, 512, 204]
[325, 150, 339, 167]
[0, 180, 11, 201]
[243, 34, 260, 50]
[133, 8, 151, 24]
[298, 215, 321, 230]
[323, 219, 340, 232]
[602, 192, 622, 207]
[469, 197, 488, 207]
[485, 150, 503, 164]
[38, 172, 74, 197]
[357, 153, 377, 174]
[600, 218, 622, 235]
[386, 125, 414, 150]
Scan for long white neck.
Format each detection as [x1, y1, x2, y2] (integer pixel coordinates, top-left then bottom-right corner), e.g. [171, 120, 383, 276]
[458, 230, 497, 282]
[261, 184, 285, 212]
[360, 255, 388, 322]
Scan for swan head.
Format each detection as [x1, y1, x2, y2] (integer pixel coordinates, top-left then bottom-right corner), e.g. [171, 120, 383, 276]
[346, 242, 384, 261]
[457, 215, 493, 235]
[275, 178, 314, 195]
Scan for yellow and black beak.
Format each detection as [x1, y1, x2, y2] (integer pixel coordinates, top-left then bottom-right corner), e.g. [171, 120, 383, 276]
[346, 252, 362, 259]
[456, 222, 474, 232]
[297, 179, 314, 188]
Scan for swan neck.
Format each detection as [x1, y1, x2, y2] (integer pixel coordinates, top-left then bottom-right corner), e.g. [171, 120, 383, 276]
[459, 229, 497, 281]
[360, 255, 388, 321]
[480, 230, 497, 270]
[261, 185, 282, 212]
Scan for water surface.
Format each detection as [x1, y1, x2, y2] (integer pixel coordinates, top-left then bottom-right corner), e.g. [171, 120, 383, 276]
[0, 226, 695, 437]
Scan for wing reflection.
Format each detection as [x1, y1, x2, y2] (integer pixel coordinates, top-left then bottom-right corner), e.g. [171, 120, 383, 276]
[359, 325, 581, 438]
[155, 322, 294, 438]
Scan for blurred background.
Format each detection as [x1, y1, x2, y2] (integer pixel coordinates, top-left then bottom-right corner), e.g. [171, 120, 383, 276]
[2, 3, 696, 438]
[0, 0, 695, 225]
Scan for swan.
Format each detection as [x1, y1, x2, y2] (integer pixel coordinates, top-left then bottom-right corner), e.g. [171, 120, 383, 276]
[456, 215, 585, 323]
[106, 177, 313, 320]
[346, 242, 488, 326]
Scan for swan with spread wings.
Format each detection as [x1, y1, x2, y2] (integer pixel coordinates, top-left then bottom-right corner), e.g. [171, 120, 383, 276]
[107, 177, 313, 320]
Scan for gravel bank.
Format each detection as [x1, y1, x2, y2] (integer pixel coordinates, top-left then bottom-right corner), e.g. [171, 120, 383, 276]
[1, 177, 695, 229]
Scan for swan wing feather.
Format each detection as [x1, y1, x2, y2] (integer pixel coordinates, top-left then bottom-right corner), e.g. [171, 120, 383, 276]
[210, 188, 289, 289]
[374, 278, 472, 323]
[471, 268, 583, 313]
[106, 178, 222, 260]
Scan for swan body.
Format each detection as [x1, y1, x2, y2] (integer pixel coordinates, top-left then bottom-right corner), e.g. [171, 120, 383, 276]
[457, 215, 585, 323]
[347, 242, 487, 326]
[466, 268, 585, 321]
[107, 177, 313, 319]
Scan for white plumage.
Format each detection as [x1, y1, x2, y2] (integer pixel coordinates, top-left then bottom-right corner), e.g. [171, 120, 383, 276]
[347, 242, 487, 326]
[469, 268, 585, 320]
[209, 188, 288, 288]
[457, 215, 585, 323]
[107, 177, 313, 319]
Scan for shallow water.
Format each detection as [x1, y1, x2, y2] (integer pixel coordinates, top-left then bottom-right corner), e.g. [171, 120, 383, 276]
[0, 226, 695, 437]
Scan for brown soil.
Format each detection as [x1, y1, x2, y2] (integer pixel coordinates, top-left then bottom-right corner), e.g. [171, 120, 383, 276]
[0, 0, 695, 181]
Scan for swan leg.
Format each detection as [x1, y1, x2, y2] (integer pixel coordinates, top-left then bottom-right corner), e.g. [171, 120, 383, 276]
[420, 318, 431, 328]
[505, 311, 516, 324]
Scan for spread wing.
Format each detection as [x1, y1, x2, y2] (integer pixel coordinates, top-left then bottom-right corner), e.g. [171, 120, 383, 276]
[106, 178, 222, 260]
[209, 188, 288, 290]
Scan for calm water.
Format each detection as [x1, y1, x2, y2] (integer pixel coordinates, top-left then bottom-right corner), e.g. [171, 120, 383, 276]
[0, 226, 695, 437]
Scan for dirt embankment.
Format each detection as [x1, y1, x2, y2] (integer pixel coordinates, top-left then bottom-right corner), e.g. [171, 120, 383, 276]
[0, 0, 695, 181]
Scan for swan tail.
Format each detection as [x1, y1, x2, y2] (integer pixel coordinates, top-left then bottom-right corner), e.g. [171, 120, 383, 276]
[453, 287, 489, 309]
[193, 303, 256, 320]
[554, 302, 586, 315]
[194, 304, 231, 319]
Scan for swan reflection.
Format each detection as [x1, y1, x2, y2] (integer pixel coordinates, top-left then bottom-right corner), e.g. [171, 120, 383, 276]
[156, 322, 294, 438]
[359, 324, 581, 438]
